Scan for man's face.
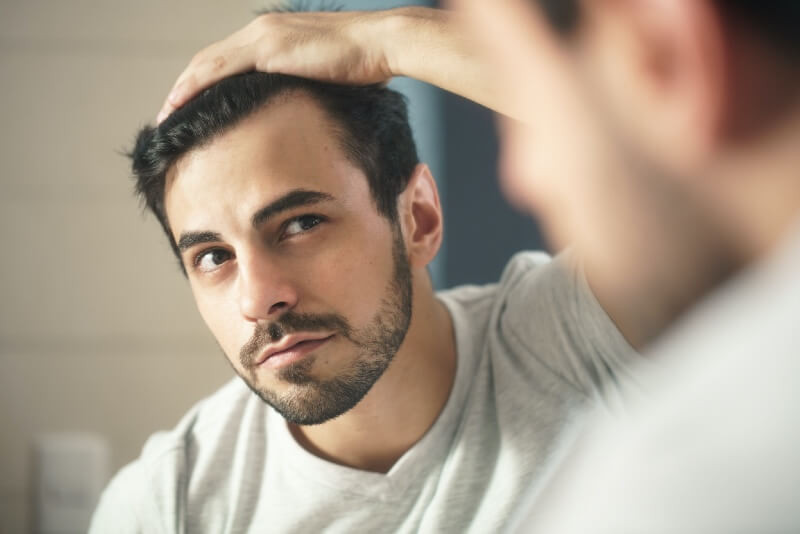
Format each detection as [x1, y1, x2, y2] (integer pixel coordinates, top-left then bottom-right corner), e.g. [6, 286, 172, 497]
[164, 93, 412, 425]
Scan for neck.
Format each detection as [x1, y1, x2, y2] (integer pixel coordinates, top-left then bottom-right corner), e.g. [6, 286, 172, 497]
[289, 270, 456, 473]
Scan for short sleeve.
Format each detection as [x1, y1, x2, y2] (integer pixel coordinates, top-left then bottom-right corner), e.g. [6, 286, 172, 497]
[498, 251, 639, 406]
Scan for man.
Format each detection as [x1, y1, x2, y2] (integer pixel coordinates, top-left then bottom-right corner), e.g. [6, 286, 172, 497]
[456, 1, 800, 531]
[153, 0, 800, 530]
[90, 70, 637, 531]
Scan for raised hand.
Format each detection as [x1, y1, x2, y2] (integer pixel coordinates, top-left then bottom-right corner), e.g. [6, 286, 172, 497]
[157, 10, 394, 123]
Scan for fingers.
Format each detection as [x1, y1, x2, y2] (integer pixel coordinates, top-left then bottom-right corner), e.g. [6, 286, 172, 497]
[155, 10, 389, 123]
[157, 44, 255, 123]
[156, 12, 306, 123]
[157, 48, 254, 123]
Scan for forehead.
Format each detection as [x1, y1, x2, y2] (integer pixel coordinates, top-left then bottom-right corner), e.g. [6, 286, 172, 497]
[164, 93, 372, 235]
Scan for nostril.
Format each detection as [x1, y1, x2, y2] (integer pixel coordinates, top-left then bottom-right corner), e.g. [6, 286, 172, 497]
[268, 301, 288, 315]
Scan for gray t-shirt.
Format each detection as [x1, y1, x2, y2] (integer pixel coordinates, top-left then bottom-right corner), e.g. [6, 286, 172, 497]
[90, 252, 636, 533]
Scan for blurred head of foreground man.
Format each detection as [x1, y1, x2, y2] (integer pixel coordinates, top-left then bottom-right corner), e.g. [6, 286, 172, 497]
[90, 70, 638, 532]
[454, 0, 800, 531]
[463, 0, 800, 336]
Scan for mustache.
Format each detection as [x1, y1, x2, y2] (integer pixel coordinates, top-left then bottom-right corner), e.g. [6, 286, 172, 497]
[240, 311, 352, 368]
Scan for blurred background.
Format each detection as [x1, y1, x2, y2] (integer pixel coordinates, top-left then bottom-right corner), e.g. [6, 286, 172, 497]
[0, 0, 543, 532]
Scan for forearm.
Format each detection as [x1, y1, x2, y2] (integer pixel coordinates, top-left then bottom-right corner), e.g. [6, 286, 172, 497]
[379, 7, 512, 117]
[159, 6, 520, 122]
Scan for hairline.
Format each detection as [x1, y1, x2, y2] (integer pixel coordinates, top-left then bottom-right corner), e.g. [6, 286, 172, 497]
[162, 87, 394, 242]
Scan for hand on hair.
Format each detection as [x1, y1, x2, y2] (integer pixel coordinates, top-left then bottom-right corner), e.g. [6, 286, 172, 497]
[157, 10, 400, 123]
[156, 7, 498, 124]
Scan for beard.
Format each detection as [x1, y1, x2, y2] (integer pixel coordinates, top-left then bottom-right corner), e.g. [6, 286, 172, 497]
[232, 227, 413, 425]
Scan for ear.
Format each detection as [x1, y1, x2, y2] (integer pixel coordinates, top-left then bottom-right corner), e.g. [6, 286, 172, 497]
[397, 164, 443, 269]
[583, 0, 727, 171]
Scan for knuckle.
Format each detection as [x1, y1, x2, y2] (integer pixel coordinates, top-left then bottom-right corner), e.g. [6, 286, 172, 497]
[252, 13, 275, 33]
[211, 55, 226, 71]
[254, 56, 271, 72]
[182, 74, 197, 92]
[190, 50, 206, 65]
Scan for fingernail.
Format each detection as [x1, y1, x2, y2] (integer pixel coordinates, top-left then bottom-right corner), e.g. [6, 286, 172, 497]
[156, 110, 168, 124]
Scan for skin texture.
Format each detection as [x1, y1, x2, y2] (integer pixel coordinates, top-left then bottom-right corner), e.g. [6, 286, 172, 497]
[165, 92, 456, 472]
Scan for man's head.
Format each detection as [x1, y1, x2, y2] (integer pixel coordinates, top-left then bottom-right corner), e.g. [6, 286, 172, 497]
[133, 73, 419, 265]
[130, 73, 443, 424]
[457, 0, 800, 340]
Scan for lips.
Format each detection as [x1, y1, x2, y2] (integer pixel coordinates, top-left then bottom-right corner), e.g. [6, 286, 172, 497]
[254, 333, 335, 367]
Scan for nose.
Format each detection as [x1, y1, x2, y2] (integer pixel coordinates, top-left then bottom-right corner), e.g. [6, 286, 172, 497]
[237, 250, 298, 322]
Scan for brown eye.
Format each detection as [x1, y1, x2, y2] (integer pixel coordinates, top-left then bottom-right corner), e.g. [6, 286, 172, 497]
[283, 214, 324, 238]
[195, 248, 232, 273]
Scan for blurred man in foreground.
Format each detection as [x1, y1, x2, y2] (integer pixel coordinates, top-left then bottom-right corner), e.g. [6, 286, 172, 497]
[458, 1, 800, 531]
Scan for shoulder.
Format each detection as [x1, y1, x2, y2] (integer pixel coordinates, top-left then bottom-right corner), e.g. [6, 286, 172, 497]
[138, 377, 266, 489]
[91, 379, 262, 532]
[498, 250, 556, 286]
[443, 250, 638, 402]
[498, 250, 579, 303]
[89, 460, 149, 533]
[493, 249, 618, 342]
[442, 250, 580, 327]
[141, 378, 256, 457]
[437, 251, 556, 321]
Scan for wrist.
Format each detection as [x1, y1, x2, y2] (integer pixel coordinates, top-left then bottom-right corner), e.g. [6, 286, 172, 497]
[377, 7, 445, 78]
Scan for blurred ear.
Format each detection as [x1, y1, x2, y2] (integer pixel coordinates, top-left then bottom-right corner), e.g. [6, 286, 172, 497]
[397, 164, 443, 269]
[581, 0, 727, 171]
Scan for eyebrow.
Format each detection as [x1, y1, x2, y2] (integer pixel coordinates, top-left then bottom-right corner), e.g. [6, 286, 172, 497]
[177, 231, 223, 253]
[176, 189, 335, 253]
[251, 189, 335, 227]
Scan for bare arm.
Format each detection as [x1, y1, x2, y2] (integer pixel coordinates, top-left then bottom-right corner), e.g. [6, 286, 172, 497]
[158, 8, 506, 122]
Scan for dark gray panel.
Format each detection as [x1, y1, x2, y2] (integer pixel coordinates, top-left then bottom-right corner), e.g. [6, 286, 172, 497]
[441, 92, 547, 288]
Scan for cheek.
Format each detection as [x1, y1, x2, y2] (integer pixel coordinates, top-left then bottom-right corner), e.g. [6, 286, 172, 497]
[193, 286, 245, 364]
[303, 228, 396, 322]
[185, 223, 397, 352]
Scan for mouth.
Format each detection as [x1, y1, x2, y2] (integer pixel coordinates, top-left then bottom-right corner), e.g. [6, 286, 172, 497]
[255, 333, 336, 369]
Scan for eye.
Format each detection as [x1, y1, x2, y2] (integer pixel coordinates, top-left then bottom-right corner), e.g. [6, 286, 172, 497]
[282, 214, 325, 239]
[194, 248, 232, 273]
